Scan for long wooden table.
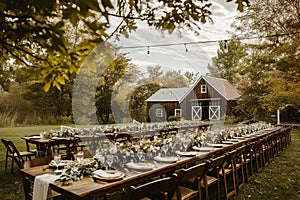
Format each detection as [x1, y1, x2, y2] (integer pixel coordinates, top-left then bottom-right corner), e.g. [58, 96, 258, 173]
[20, 126, 285, 200]
[22, 123, 211, 158]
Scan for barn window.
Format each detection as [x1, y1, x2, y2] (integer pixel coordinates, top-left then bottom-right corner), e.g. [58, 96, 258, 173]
[201, 85, 207, 93]
[156, 109, 163, 117]
[211, 100, 220, 106]
[174, 109, 182, 117]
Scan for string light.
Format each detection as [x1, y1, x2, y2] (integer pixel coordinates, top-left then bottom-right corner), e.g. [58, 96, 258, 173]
[119, 31, 299, 51]
[184, 43, 188, 53]
[224, 40, 228, 52]
[275, 35, 280, 47]
[147, 46, 150, 54]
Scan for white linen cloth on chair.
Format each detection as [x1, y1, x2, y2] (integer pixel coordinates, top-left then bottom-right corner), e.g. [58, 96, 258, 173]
[32, 174, 59, 200]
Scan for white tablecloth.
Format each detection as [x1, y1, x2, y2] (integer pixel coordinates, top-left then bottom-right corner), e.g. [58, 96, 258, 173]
[32, 174, 59, 200]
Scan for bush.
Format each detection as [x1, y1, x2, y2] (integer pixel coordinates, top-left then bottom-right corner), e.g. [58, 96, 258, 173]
[168, 115, 180, 121]
[0, 112, 18, 127]
[223, 115, 241, 124]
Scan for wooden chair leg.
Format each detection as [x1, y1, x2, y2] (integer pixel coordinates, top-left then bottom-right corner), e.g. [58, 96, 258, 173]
[5, 150, 8, 171]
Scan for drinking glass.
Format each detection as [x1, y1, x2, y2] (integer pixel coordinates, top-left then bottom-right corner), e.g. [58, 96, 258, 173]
[76, 151, 84, 164]
[137, 151, 144, 161]
[106, 154, 114, 170]
[53, 154, 61, 171]
[162, 144, 168, 157]
[182, 138, 191, 151]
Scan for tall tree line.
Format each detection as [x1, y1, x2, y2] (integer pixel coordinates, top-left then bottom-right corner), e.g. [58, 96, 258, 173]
[208, 0, 300, 122]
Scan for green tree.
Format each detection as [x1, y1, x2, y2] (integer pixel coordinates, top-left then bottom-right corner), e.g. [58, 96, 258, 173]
[183, 71, 199, 86]
[229, 0, 300, 121]
[95, 54, 136, 124]
[23, 81, 72, 122]
[0, 0, 249, 90]
[207, 40, 247, 84]
[161, 70, 189, 88]
[145, 65, 190, 88]
[129, 83, 161, 122]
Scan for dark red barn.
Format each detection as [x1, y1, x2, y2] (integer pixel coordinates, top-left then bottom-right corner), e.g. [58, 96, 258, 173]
[146, 76, 240, 122]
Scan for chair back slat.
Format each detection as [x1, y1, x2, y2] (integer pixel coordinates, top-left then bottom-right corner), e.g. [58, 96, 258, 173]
[23, 157, 52, 169]
[124, 175, 177, 200]
[177, 162, 207, 184]
[1, 139, 25, 169]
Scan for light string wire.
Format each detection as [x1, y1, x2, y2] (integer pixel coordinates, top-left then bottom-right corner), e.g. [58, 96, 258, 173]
[118, 31, 300, 51]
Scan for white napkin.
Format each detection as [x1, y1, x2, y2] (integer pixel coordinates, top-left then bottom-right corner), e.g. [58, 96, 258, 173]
[154, 156, 178, 163]
[93, 170, 122, 178]
[32, 174, 59, 200]
[126, 162, 154, 170]
[175, 150, 198, 156]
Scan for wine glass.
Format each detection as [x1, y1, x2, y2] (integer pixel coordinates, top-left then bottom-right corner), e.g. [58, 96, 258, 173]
[182, 138, 191, 151]
[106, 154, 114, 170]
[137, 151, 144, 162]
[53, 154, 61, 171]
[76, 151, 84, 164]
[162, 144, 168, 157]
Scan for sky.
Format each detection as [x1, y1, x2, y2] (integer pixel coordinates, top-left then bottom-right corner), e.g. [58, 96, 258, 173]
[108, 1, 241, 76]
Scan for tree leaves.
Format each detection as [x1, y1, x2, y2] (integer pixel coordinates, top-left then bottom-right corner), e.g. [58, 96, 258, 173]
[1, 0, 249, 92]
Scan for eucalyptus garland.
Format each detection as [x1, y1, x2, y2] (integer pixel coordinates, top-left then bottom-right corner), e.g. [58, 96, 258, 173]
[56, 160, 104, 185]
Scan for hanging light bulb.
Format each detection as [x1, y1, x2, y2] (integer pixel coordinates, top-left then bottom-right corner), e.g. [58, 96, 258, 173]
[224, 40, 228, 52]
[147, 46, 150, 54]
[275, 35, 280, 47]
[184, 43, 188, 53]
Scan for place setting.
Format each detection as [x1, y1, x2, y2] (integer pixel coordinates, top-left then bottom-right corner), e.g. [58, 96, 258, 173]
[192, 146, 216, 152]
[48, 154, 73, 173]
[175, 150, 199, 157]
[125, 161, 155, 171]
[92, 169, 125, 182]
[153, 155, 179, 163]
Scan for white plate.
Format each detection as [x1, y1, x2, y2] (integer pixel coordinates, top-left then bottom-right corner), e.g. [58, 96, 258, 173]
[175, 151, 198, 157]
[154, 156, 178, 163]
[233, 136, 246, 140]
[126, 162, 154, 171]
[53, 169, 63, 174]
[222, 141, 234, 144]
[93, 170, 125, 181]
[207, 143, 224, 148]
[227, 139, 239, 142]
[31, 136, 41, 139]
[192, 146, 215, 152]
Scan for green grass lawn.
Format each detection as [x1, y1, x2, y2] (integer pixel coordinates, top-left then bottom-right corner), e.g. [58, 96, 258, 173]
[233, 129, 300, 200]
[0, 126, 299, 200]
[0, 125, 62, 200]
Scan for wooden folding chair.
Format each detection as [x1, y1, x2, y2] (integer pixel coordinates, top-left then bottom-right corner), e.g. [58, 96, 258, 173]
[203, 155, 226, 200]
[124, 175, 177, 200]
[252, 140, 264, 173]
[1, 138, 35, 173]
[220, 150, 237, 200]
[234, 145, 246, 191]
[174, 162, 207, 200]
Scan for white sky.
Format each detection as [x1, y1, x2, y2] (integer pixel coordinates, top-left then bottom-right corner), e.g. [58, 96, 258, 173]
[107, 1, 240, 76]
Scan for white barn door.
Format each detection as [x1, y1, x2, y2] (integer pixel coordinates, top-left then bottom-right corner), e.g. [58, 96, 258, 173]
[209, 106, 220, 120]
[192, 106, 201, 120]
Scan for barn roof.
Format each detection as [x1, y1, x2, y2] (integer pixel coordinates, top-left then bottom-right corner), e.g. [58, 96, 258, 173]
[145, 88, 189, 102]
[195, 76, 240, 101]
[146, 75, 240, 102]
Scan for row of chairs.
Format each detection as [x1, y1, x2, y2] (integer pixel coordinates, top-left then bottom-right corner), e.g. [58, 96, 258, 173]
[124, 145, 246, 200]
[124, 127, 292, 200]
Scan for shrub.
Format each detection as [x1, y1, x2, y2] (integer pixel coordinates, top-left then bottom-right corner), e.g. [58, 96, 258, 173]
[168, 115, 180, 121]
